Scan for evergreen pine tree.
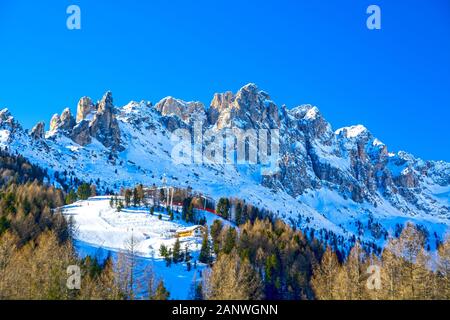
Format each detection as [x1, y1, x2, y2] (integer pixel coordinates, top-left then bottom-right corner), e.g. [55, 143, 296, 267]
[159, 244, 168, 258]
[117, 200, 123, 212]
[165, 249, 172, 267]
[185, 245, 191, 263]
[173, 238, 182, 263]
[65, 189, 77, 204]
[235, 202, 242, 225]
[216, 198, 230, 220]
[222, 227, 237, 254]
[199, 228, 211, 264]
[77, 183, 91, 200]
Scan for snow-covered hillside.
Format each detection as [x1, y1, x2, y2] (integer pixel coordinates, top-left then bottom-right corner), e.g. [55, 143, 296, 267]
[62, 196, 230, 299]
[1, 84, 449, 250]
[63, 196, 203, 256]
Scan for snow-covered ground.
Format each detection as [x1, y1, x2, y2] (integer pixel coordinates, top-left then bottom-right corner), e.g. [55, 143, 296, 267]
[0, 129, 9, 144]
[62, 196, 229, 299]
[298, 188, 450, 250]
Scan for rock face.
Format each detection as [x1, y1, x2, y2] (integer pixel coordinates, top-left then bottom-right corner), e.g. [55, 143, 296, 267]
[155, 97, 206, 130]
[179, 84, 448, 217]
[208, 91, 234, 125]
[89, 92, 122, 151]
[30, 122, 45, 140]
[76, 97, 95, 123]
[0, 109, 15, 128]
[46, 91, 123, 151]
[208, 83, 279, 130]
[71, 120, 91, 146]
[49, 114, 60, 131]
[60, 108, 76, 131]
[0, 109, 22, 142]
[49, 108, 75, 132]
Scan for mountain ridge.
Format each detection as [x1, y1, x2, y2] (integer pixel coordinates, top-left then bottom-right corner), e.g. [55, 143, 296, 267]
[1, 84, 449, 249]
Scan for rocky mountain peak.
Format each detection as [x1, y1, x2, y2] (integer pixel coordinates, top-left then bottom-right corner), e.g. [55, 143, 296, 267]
[49, 108, 75, 132]
[0, 108, 21, 133]
[0, 109, 24, 146]
[235, 83, 260, 104]
[209, 83, 280, 130]
[45, 92, 122, 151]
[289, 105, 333, 143]
[98, 91, 114, 113]
[49, 114, 60, 131]
[336, 125, 369, 139]
[290, 105, 321, 120]
[30, 121, 45, 140]
[0, 108, 12, 122]
[155, 96, 206, 125]
[60, 108, 76, 130]
[210, 91, 234, 111]
[76, 97, 95, 123]
[208, 91, 234, 125]
[89, 91, 123, 151]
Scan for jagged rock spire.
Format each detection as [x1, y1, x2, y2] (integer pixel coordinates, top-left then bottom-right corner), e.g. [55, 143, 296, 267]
[76, 97, 95, 123]
[98, 91, 114, 113]
[49, 108, 75, 132]
[60, 108, 75, 130]
[49, 114, 60, 131]
[89, 91, 123, 151]
[30, 122, 45, 140]
[46, 91, 123, 151]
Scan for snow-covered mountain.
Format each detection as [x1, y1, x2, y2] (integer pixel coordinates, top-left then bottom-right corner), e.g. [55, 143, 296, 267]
[1, 84, 449, 248]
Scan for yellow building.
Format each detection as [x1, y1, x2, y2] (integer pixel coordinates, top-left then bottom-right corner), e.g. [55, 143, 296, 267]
[175, 225, 205, 238]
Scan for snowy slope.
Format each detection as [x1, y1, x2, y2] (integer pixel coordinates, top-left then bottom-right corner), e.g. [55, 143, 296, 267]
[63, 196, 232, 299]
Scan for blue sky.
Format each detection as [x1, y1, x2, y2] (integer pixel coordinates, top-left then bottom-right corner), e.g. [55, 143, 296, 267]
[0, 0, 449, 161]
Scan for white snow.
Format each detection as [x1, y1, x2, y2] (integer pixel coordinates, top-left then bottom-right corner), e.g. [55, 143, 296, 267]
[304, 106, 319, 120]
[336, 125, 368, 138]
[63, 196, 230, 299]
[298, 188, 450, 250]
[0, 129, 10, 146]
[372, 138, 384, 146]
[64, 197, 201, 257]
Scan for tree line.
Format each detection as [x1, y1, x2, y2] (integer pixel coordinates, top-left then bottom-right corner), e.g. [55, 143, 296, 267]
[198, 218, 450, 300]
[311, 223, 450, 300]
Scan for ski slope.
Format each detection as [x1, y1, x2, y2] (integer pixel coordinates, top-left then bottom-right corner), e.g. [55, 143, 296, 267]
[62, 196, 229, 299]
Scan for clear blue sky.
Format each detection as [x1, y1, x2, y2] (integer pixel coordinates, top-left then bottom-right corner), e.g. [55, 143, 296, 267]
[0, 0, 449, 161]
